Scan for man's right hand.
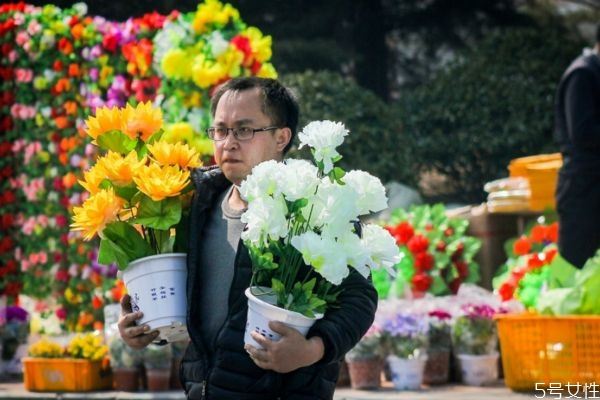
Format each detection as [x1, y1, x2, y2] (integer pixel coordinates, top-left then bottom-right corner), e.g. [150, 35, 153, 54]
[118, 294, 159, 349]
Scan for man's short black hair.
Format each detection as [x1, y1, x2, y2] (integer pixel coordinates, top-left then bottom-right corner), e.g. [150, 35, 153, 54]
[210, 77, 299, 154]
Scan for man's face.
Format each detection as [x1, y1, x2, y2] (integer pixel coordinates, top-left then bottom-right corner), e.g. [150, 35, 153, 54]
[213, 88, 291, 185]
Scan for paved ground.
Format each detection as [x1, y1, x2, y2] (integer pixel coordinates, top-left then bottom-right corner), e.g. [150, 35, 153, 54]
[0, 379, 536, 400]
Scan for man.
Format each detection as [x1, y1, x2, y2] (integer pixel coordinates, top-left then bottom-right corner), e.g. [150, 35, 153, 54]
[118, 77, 378, 399]
[554, 24, 600, 268]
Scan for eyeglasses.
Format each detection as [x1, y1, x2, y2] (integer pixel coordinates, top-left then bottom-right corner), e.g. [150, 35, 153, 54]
[205, 126, 280, 141]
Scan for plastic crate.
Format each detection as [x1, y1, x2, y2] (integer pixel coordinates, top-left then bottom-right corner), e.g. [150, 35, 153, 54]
[23, 357, 112, 392]
[496, 314, 600, 391]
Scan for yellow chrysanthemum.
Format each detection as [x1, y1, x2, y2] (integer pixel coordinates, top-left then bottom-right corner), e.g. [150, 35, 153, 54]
[161, 49, 193, 80]
[244, 27, 272, 63]
[147, 141, 202, 169]
[84, 106, 123, 141]
[29, 339, 64, 358]
[257, 63, 278, 79]
[183, 92, 202, 108]
[65, 287, 82, 304]
[133, 164, 190, 202]
[192, 0, 239, 33]
[79, 163, 107, 195]
[121, 102, 163, 142]
[217, 46, 243, 77]
[97, 151, 147, 186]
[71, 188, 124, 240]
[192, 55, 225, 88]
[163, 122, 195, 143]
[67, 333, 108, 361]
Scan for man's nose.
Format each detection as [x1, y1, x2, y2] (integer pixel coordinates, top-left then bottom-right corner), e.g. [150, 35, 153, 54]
[222, 130, 239, 149]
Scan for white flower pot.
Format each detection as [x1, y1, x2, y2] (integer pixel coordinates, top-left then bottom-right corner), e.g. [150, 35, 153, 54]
[244, 287, 322, 349]
[457, 352, 499, 386]
[387, 354, 427, 390]
[122, 253, 188, 343]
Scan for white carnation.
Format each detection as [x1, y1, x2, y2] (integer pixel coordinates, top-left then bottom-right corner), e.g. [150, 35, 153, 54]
[208, 31, 229, 58]
[298, 120, 348, 174]
[281, 159, 319, 202]
[309, 179, 359, 237]
[239, 160, 286, 202]
[361, 224, 401, 275]
[291, 231, 349, 285]
[241, 196, 288, 247]
[343, 170, 388, 215]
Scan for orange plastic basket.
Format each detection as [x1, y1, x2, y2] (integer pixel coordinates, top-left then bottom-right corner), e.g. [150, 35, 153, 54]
[496, 314, 600, 391]
[23, 358, 112, 392]
[508, 153, 562, 178]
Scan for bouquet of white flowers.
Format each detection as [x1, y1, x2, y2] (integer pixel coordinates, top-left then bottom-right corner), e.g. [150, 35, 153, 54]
[240, 121, 400, 345]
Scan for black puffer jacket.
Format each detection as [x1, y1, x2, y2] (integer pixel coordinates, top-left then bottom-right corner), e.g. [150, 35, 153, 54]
[180, 166, 378, 399]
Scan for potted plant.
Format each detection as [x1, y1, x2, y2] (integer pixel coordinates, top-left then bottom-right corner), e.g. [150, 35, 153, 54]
[381, 313, 429, 390]
[142, 343, 173, 391]
[71, 102, 200, 343]
[108, 335, 143, 391]
[451, 304, 499, 386]
[423, 310, 452, 385]
[375, 204, 481, 298]
[240, 120, 400, 347]
[344, 324, 384, 390]
[23, 333, 111, 392]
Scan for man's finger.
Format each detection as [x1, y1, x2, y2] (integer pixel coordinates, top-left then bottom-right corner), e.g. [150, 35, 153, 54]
[120, 294, 133, 314]
[118, 311, 143, 327]
[128, 331, 159, 349]
[268, 321, 295, 336]
[126, 324, 151, 338]
[244, 344, 269, 364]
[250, 331, 273, 350]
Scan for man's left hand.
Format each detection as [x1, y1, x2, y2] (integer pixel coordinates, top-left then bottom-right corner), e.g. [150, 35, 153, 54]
[245, 321, 324, 373]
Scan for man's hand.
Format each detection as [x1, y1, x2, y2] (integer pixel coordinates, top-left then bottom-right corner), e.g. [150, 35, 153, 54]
[244, 321, 324, 373]
[117, 294, 159, 349]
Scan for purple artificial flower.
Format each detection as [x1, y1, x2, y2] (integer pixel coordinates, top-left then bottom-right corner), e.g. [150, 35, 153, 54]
[89, 68, 99, 82]
[6, 306, 28, 322]
[382, 314, 428, 338]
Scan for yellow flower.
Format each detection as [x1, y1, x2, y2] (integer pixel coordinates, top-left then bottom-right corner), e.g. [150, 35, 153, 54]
[183, 92, 202, 108]
[29, 339, 64, 358]
[148, 141, 202, 169]
[192, 0, 239, 33]
[163, 122, 195, 143]
[161, 49, 193, 79]
[189, 136, 215, 157]
[244, 27, 272, 63]
[67, 333, 108, 361]
[133, 164, 190, 201]
[79, 163, 107, 195]
[71, 188, 124, 240]
[65, 287, 82, 304]
[97, 151, 147, 186]
[191, 55, 223, 88]
[257, 63, 278, 79]
[84, 106, 123, 141]
[217, 46, 244, 77]
[121, 102, 163, 142]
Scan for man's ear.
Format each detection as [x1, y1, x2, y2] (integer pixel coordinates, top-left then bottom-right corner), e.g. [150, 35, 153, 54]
[275, 127, 292, 152]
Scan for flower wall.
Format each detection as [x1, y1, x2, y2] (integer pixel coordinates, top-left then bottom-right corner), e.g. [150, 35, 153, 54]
[0, 0, 276, 332]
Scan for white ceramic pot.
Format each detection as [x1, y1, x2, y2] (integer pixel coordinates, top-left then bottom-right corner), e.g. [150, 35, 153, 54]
[457, 352, 499, 386]
[244, 286, 322, 349]
[122, 253, 188, 343]
[387, 354, 427, 390]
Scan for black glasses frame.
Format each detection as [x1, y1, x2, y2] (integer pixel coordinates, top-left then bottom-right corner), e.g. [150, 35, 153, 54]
[206, 126, 280, 141]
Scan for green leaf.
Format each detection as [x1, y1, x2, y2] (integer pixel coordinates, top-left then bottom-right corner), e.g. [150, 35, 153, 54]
[99, 179, 113, 190]
[146, 129, 164, 145]
[134, 196, 182, 230]
[328, 167, 346, 184]
[113, 184, 138, 202]
[97, 130, 138, 154]
[99, 222, 154, 270]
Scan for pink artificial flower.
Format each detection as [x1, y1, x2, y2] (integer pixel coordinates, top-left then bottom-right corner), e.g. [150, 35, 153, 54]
[15, 31, 29, 46]
[15, 68, 33, 83]
[26, 20, 41, 36]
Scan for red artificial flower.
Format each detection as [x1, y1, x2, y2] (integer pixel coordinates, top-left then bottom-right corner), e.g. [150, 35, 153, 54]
[412, 273, 432, 292]
[407, 234, 428, 254]
[546, 222, 559, 243]
[511, 266, 527, 280]
[0, 3, 26, 13]
[57, 38, 73, 55]
[67, 63, 80, 78]
[0, 214, 14, 229]
[435, 240, 446, 252]
[102, 34, 119, 52]
[451, 242, 464, 262]
[498, 282, 516, 301]
[0, 67, 14, 80]
[392, 221, 414, 244]
[448, 277, 463, 294]
[92, 296, 103, 310]
[2, 282, 22, 297]
[454, 260, 469, 278]
[0, 91, 14, 106]
[231, 35, 252, 65]
[250, 60, 262, 75]
[55, 269, 69, 282]
[131, 76, 160, 102]
[444, 227, 454, 237]
[1, 165, 13, 178]
[55, 214, 68, 228]
[530, 225, 547, 244]
[3, 191, 16, 204]
[415, 252, 434, 271]
[527, 253, 545, 269]
[55, 308, 67, 320]
[53, 60, 63, 72]
[513, 236, 532, 255]
[0, 115, 13, 131]
[545, 248, 558, 263]
[53, 252, 63, 263]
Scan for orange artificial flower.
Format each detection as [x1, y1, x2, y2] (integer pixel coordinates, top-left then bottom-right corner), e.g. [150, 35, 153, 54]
[93, 321, 104, 332]
[71, 24, 84, 40]
[90, 271, 103, 286]
[54, 78, 71, 93]
[92, 295, 103, 310]
[513, 236, 532, 256]
[530, 225, 547, 244]
[64, 101, 78, 115]
[54, 116, 70, 129]
[77, 312, 94, 328]
[59, 153, 68, 165]
[68, 63, 80, 77]
[547, 222, 559, 243]
[60, 137, 78, 151]
[62, 172, 77, 189]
